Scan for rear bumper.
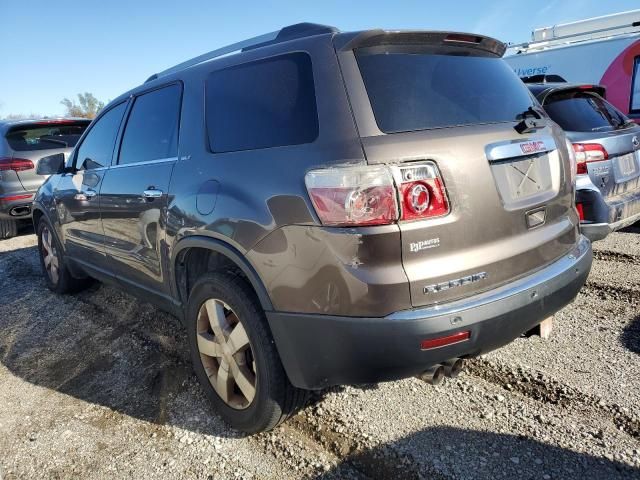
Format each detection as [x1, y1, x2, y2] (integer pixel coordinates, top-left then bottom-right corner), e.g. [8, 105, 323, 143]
[0, 192, 35, 220]
[267, 236, 592, 390]
[577, 187, 640, 241]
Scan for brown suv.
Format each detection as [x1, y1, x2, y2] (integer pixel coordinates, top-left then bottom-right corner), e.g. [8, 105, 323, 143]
[33, 23, 592, 433]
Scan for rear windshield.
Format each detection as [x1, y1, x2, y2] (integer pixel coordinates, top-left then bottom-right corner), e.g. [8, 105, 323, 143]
[5, 121, 89, 151]
[356, 46, 536, 133]
[543, 91, 633, 133]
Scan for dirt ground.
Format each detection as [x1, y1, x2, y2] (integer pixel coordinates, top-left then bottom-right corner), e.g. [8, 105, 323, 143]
[0, 226, 639, 479]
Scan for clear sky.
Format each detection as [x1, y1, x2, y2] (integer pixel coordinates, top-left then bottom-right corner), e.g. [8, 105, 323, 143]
[1, 0, 638, 117]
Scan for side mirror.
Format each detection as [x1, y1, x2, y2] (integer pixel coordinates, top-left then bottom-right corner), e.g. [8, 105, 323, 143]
[36, 153, 66, 175]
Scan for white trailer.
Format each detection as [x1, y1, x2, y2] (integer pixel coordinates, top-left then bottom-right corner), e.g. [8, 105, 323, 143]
[505, 10, 640, 120]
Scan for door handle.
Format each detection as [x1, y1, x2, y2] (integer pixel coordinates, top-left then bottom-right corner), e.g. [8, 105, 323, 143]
[142, 189, 163, 199]
[74, 189, 97, 201]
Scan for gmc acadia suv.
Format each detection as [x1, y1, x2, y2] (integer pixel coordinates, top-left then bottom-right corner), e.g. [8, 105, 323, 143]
[33, 24, 592, 433]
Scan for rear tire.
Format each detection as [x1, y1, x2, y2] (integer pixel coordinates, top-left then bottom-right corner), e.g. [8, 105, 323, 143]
[186, 272, 308, 433]
[0, 218, 17, 239]
[36, 219, 87, 294]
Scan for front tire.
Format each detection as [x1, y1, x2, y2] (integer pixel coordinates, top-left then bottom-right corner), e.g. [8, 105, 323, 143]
[0, 218, 17, 239]
[186, 272, 307, 433]
[37, 219, 86, 294]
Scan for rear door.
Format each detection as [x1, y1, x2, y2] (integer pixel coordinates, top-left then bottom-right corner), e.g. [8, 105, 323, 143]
[54, 103, 127, 269]
[99, 83, 182, 298]
[339, 38, 578, 308]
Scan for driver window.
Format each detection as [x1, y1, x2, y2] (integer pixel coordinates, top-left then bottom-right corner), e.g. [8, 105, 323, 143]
[74, 102, 127, 171]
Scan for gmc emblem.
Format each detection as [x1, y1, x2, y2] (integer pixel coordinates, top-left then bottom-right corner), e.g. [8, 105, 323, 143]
[520, 141, 546, 154]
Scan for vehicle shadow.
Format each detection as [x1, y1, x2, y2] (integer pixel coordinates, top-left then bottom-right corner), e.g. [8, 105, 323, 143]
[316, 426, 639, 480]
[0, 243, 239, 438]
[621, 314, 640, 355]
[619, 223, 640, 234]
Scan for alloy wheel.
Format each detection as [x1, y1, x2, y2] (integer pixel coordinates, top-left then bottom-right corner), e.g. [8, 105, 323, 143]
[196, 298, 257, 410]
[41, 226, 60, 285]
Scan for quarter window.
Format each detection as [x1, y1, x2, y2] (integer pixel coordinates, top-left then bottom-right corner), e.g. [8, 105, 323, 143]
[630, 56, 640, 114]
[118, 84, 181, 165]
[75, 102, 127, 170]
[205, 52, 319, 153]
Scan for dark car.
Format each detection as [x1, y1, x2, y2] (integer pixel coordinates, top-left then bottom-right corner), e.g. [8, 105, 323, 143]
[527, 82, 640, 240]
[0, 118, 90, 238]
[33, 24, 591, 433]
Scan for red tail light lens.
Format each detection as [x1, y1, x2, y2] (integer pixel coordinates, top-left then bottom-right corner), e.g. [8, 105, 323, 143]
[572, 144, 608, 175]
[575, 202, 585, 221]
[0, 157, 34, 172]
[305, 165, 398, 226]
[395, 163, 449, 221]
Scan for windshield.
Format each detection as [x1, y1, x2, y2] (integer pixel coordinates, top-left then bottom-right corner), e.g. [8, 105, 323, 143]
[5, 121, 89, 152]
[356, 46, 536, 133]
[543, 91, 633, 133]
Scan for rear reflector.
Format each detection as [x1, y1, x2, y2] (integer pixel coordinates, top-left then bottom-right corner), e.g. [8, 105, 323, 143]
[576, 202, 585, 221]
[420, 331, 471, 350]
[572, 143, 608, 175]
[0, 157, 34, 172]
[0, 193, 33, 203]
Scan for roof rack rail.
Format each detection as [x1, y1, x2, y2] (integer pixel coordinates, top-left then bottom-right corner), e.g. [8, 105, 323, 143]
[145, 22, 338, 83]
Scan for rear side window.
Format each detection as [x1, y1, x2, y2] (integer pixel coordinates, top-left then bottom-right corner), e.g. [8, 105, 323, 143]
[206, 52, 319, 153]
[6, 121, 89, 151]
[75, 103, 127, 170]
[356, 46, 536, 133]
[630, 56, 640, 114]
[118, 84, 181, 165]
[543, 91, 632, 133]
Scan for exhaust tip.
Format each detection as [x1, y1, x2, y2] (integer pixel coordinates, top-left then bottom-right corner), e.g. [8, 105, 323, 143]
[442, 358, 464, 379]
[417, 365, 445, 385]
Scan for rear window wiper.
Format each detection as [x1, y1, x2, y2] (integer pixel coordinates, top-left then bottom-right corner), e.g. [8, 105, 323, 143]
[514, 106, 547, 134]
[39, 137, 68, 147]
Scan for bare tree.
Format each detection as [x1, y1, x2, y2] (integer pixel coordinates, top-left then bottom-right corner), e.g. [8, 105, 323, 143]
[60, 93, 105, 119]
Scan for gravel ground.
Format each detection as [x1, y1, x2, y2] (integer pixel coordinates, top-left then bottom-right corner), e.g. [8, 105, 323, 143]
[0, 226, 639, 479]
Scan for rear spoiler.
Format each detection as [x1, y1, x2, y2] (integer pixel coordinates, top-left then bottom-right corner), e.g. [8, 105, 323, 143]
[537, 84, 607, 104]
[335, 30, 507, 57]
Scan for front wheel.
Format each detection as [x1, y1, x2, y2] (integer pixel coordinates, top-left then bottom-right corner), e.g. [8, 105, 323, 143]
[37, 220, 86, 294]
[186, 272, 308, 433]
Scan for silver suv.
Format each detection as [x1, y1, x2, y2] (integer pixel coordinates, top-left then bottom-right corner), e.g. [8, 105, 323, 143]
[33, 24, 592, 433]
[0, 118, 90, 238]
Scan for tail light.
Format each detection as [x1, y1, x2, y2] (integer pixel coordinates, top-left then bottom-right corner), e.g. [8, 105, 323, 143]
[0, 157, 34, 172]
[572, 143, 608, 175]
[305, 162, 449, 227]
[394, 163, 449, 221]
[575, 202, 585, 221]
[305, 165, 398, 226]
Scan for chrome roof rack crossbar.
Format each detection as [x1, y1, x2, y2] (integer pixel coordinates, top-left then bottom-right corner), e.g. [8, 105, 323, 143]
[145, 23, 338, 83]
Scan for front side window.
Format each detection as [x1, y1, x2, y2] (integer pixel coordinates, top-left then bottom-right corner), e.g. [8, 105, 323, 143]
[544, 91, 633, 133]
[118, 84, 181, 165]
[75, 103, 127, 170]
[630, 56, 640, 114]
[6, 121, 89, 152]
[356, 46, 536, 133]
[206, 52, 319, 153]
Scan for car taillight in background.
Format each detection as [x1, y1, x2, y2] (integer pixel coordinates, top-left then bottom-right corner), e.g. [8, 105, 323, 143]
[572, 143, 608, 175]
[305, 162, 449, 227]
[0, 157, 34, 172]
